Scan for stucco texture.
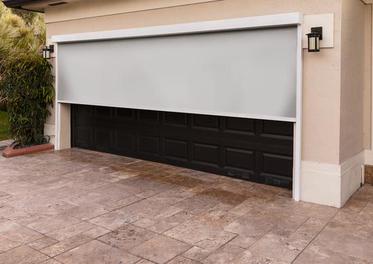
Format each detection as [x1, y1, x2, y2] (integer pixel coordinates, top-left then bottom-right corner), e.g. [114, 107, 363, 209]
[340, 0, 371, 163]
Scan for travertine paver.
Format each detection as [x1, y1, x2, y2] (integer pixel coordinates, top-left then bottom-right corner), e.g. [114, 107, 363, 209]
[0, 148, 372, 264]
[55, 240, 139, 264]
[130, 235, 191, 264]
[0, 246, 49, 264]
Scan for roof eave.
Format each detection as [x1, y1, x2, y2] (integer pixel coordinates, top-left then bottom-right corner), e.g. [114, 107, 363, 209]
[2, 0, 46, 12]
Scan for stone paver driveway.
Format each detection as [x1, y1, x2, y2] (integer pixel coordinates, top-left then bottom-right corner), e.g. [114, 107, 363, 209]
[0, 149, 373, 264]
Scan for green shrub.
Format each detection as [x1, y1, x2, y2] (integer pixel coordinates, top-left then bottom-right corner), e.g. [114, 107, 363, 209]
[0, 97, 6, 111]
[0, 53, 54, 147]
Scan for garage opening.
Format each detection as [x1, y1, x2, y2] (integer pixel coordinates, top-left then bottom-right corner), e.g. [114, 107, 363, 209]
[55, 14, 302, 192]
[71, 105, 294, 188]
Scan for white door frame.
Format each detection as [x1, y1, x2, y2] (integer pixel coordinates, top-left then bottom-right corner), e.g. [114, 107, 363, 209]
[53, 12, 303, 201]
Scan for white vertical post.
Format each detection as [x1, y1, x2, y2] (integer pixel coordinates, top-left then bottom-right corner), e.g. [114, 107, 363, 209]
[293, 22, 303, 201]
[54, 43, 61, 150]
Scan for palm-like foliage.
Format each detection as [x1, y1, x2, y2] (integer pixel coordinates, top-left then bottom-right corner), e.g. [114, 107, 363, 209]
[0, 3, 45, 71]
[0, 3, 45, 108]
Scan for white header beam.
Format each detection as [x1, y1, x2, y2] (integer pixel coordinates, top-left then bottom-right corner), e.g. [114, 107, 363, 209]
[52, 12, 302, 43]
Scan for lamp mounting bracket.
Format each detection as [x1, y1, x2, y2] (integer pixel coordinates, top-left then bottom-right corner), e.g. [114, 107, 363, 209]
[310, 27, 323, 40]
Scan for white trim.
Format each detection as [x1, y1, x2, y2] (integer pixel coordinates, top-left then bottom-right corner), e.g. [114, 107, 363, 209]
[56, 100, 297, 123]
[293, 23, 303, 202]
[51, 13, 302, 43]
[364, 149, 373, 165]
[55, 103, 61, 150]
[52, 12, 303, 202]
[371, 8, 373, 153]
[301, 151, 364, 208]
[54, 44, 61, 151]
[341, 151, 365, 206]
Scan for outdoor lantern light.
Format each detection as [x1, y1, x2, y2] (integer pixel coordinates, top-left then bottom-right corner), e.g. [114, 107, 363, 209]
[42, 45, 54, 59]
[306, 27, 323, 52]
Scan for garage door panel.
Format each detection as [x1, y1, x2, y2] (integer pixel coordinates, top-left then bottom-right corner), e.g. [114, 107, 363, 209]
[94, 128, 112, 151]
[262, 153, 293, 177]
[138, 110, 160, 123]
[95, 106, 113, 118]
[116, 108, 136, 120]
[71, 105, 293, 188]
[138, 135, 161, 156]
[192, 143, 220, 166]
[114, 131, 136, 153]
[263, 173, 292, 188]
[224, 117, 255, 135]
[164, 138, 189, 161]
[163, 112, 188, 127]
[225, 168, 255, 181]
[224, 147, 255, 170]
[261, 120, 294, 137]
[73, 127, 93, 149]
[192, 115, 220, 130]
[256, 140, 293, 157]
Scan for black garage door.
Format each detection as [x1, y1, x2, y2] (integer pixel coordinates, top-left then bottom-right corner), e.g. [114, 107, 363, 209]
[71, 105, 294, 188]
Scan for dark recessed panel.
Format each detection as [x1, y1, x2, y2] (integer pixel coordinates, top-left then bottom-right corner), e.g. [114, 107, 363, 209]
[192, 143, 220, 166]
[225, 147, 254, 170]
[75, 104, 93, 116]
[138, 110, 159, 123]
[164, 112, 188, 127]
[95, 106, 112, 118]
[261, 120, 294, 137]
[164, 138, 188, 160]
[192, 114, 219, 130]
[114, 131, 135, 152]
[116, 108, 135, 120]
[74, 127, 93, 148]
[71, 105, 294, 189]
[264, 174, 292, 189]
[138, 136, 160, 155]
[94, 128, 112, 151]
[225, 117, 255, 134]
[74, 107, 93, 126]
[262, 153, 293, 178]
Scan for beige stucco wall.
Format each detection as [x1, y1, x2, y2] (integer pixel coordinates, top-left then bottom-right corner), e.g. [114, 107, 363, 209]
[45, 0, 344, 165]
[340, 0, 371, 163]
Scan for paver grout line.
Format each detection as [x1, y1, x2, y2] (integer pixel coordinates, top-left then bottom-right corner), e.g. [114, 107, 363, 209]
[201, 232, 241, 261]
[43, 237, 97, 259]
[165, 246, 196, 264]
[290, 211, 339, 264]
[162, 244, 194, 264]
[84, 185, 180, 222]
[31, 245, 56, 261]
[356, 200, 370, 214]
[0, 242, 54, 261]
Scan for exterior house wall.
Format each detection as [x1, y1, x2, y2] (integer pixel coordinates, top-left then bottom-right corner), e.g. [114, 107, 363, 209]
[364, 5, 372, 151]
[337, 0, 371, 204]
[340, 0, 370, 163]
[45, 0, 343, 165]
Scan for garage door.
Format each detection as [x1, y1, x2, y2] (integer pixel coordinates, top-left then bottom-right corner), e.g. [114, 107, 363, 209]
[71, 105, 294, 188]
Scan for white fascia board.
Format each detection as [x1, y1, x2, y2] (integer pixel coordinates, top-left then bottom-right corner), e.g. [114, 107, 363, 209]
[51, 12, 302, 43]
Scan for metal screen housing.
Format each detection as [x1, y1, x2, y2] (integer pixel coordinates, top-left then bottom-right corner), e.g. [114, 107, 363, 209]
[57, 26, 298, 120]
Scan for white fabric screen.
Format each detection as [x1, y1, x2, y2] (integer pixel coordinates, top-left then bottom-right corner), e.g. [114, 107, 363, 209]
[57, 27, 298, 120]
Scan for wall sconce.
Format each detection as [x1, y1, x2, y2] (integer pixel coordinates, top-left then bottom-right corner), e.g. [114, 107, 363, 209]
[306, 27, 323, 52]
[42, 45, 54, 59]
